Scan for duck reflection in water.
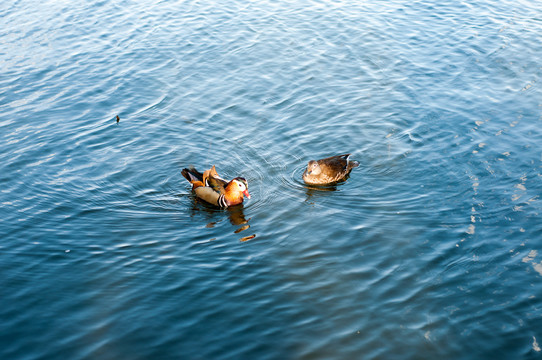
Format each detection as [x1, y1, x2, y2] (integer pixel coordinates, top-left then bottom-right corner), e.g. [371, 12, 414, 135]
[303, 182, 340, 203]
[189, 200, 254, 240]
[229, 207, 256, 241]
[301, 173, 356, 202]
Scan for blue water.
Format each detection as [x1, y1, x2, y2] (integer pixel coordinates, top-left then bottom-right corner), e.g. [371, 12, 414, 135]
[1, 0, 541, 358]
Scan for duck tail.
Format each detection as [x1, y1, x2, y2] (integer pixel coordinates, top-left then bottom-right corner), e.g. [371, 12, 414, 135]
[344, 154, 359, 168]
[181, 167, 205, 189]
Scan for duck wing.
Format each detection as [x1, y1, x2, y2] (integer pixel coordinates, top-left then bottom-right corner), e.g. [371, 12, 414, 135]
[207, 175, 229, 195]
[318, 154, 351, 176]
[202, 165, 220, 186]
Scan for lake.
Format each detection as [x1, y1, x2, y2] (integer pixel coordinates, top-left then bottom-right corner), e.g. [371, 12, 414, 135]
[1, 0, 541, 359]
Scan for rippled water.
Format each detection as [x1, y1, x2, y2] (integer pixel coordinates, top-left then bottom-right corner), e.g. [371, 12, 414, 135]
[1, 0, 541, 359]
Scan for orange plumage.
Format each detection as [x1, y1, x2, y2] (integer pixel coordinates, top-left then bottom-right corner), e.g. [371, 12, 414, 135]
[181, 166, 250, 208]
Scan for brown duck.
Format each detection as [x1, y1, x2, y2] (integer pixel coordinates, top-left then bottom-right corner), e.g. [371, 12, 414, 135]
[302, 154, 359, 185]
[181, 165, 250, 207]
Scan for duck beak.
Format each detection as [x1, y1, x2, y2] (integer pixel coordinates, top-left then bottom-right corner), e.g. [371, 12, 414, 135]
[243, 189, 251, 199]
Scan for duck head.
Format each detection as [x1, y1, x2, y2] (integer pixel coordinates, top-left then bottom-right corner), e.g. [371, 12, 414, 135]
[224, 177, 250, 206]
[305, 160, 322, 176]
[233, 177, 251, 199]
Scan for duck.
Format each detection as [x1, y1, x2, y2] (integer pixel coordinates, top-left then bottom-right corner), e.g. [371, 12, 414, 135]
[181, 165, 250, 208]
[302, 154, 359, 185]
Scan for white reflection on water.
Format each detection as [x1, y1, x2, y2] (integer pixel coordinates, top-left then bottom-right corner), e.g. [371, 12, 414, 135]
[522, 250, 537, 263]
[533, 337, 541, 352]
[521, 249, 542, 276]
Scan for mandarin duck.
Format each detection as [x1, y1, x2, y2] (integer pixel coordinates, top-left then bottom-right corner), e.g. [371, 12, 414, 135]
[302, 154, 359, 185]
[181, 165, 250, 207]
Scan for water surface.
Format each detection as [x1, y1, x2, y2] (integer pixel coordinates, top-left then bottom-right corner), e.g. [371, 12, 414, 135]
[1, 0, 541, 359]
